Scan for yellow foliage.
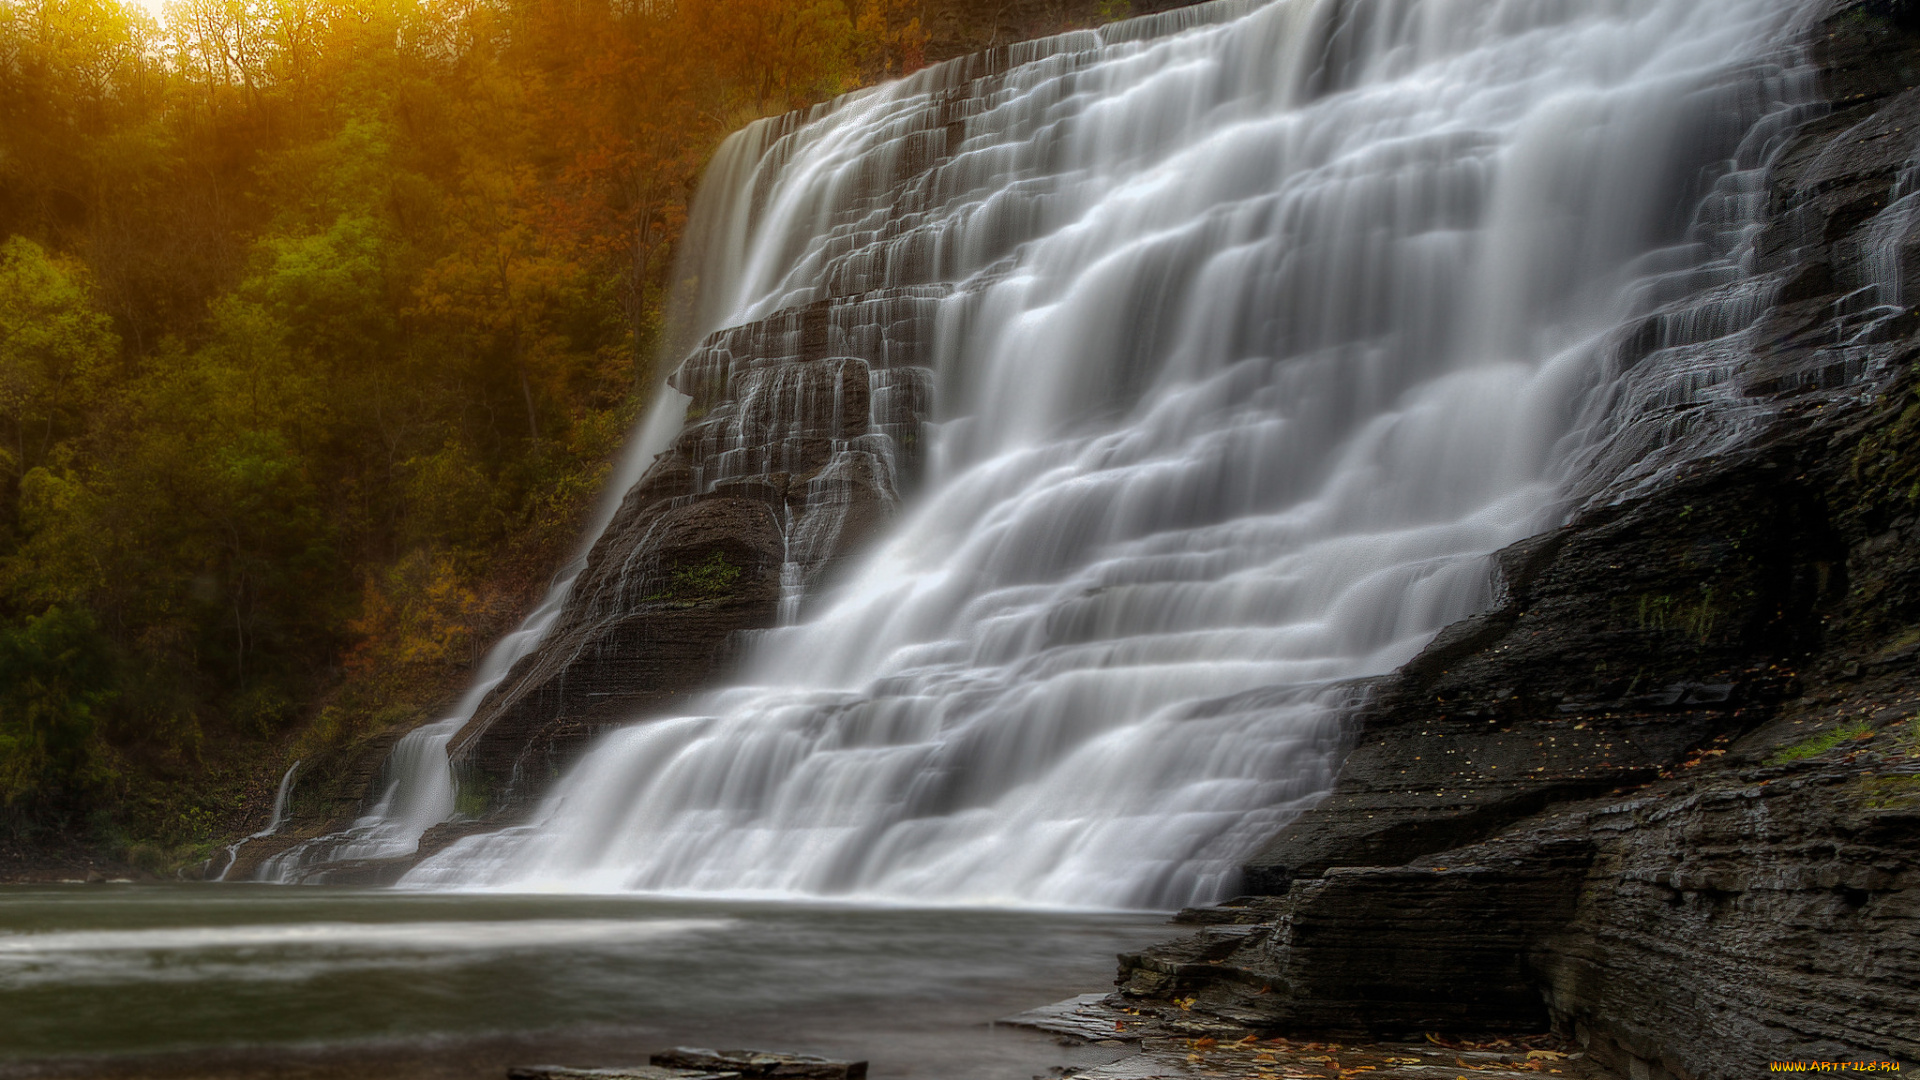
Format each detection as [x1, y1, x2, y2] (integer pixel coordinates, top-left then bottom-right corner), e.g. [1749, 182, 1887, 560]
[348, 550, 483, 671]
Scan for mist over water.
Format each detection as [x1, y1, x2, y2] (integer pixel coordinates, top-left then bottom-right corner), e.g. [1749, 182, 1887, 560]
[401, 0, 1811, 907]
[0, 887, 1166, 1072]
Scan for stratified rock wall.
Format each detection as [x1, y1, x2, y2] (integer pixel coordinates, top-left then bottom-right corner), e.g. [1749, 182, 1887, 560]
[1122, 5, 1920, 1073]
[1126, 752, 1920, 1073]
[447, 289, 940, 814]
[1536, 763, 1920, 1079]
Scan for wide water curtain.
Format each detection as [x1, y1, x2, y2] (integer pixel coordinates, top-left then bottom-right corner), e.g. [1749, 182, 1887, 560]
[409, 0, 1804, 906]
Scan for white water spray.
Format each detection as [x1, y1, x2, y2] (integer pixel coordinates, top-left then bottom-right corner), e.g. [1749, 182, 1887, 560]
[406, 0, 1812, 907]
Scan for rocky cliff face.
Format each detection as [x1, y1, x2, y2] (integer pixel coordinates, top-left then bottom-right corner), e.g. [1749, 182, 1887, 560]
[1116, 5, 1920, 1073]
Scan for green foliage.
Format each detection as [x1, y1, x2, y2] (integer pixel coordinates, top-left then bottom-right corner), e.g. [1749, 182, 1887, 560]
[454, 775, 491, 819]
[1853, 0, 1920, 32]
[0, 605, 116, 806]
[248, 214, 397, 361]
[0, 0, 921, 851]
[0, 238, 115, 482]
[1860, 773, 1920, 810]
[1629, 589, 1723, 643]
[402, 440, 509, 550]
[1768, 721, 1876, 766]
[669, 551, 743, 599]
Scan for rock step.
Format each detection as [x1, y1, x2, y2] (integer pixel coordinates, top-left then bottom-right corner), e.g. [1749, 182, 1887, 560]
[506, 1060, 737, 1068]
[1001, 992, 1145, 1041]
[651, 1047, 869, 1079]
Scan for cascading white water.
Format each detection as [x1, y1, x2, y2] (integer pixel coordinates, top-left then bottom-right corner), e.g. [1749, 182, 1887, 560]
[406, 0, 1812, 907]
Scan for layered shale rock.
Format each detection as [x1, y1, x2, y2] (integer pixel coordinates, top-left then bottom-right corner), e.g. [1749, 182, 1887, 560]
[446, 291, 939, 815]
[1123, 730, 1920, 1075]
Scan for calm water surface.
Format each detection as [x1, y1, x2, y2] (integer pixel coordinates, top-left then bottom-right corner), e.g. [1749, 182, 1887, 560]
[0, 885, 1170, 1079]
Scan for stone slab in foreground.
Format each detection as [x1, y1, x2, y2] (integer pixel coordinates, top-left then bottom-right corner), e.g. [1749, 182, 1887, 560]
[506, 1060, 737, 1068]
[651, 1048, 868, 1079]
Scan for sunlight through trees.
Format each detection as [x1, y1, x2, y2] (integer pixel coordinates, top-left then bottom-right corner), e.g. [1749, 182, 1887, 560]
[0, 0, 926, 850]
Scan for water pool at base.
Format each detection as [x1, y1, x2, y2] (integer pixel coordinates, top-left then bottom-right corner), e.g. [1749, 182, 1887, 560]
[0, 885, 1170, 1079]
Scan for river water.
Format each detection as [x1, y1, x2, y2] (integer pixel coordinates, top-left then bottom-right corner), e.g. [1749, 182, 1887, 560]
[0, 885, 1167, 1077]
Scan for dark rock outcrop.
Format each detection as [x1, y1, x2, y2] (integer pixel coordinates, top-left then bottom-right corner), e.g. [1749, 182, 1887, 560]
[1118, 5, 1920, 1074]
[1123, 728, 1920, 1073]
[1242, 452, 1832, 891]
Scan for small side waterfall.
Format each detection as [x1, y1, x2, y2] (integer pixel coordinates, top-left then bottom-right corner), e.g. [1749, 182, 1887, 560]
[1865, 155, 1920, 308]
[251, 394, 691, 882]
[400, 0, 1819, 908]
[212, 759, 300, 880]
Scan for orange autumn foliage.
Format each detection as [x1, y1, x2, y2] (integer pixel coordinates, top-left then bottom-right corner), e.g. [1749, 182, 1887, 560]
[0, 0, 925, 839]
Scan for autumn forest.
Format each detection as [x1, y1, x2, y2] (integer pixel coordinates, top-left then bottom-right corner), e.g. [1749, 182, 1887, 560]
[0, 0, 949, 867]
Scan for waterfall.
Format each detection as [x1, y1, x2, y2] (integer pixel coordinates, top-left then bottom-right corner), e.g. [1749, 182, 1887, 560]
[212, 759, 300, 880]
[405, 0, 1813, 908]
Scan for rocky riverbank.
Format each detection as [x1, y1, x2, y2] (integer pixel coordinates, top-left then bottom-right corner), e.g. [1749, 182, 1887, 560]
[1003, 993, 1615, 1080]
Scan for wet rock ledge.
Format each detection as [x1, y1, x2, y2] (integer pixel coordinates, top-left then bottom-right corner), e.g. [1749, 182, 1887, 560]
[1114, 4, 1920, 1076]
